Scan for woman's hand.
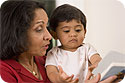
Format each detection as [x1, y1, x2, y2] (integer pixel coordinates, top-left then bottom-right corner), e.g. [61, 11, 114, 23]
[100, 75, 117, 83]
[84, 73, 117, 83]
[58, 65, 79, 83]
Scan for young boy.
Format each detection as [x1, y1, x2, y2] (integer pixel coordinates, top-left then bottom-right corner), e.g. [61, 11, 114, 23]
[45, 4, 102, 83]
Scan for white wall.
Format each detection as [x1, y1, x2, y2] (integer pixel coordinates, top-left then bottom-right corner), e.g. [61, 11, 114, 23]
[0, 0, 6, 7]
[56, 0, 84, 11]
[84, 0, 125, 58]
[56, 0, 125, 58]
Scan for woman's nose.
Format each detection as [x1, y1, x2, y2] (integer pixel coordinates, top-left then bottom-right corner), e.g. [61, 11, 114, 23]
[44, 28, 52, 41]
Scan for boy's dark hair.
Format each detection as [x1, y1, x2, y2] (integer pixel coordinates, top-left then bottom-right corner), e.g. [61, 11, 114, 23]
[49, 4, 87, 32]
[0, 1, 45, 60]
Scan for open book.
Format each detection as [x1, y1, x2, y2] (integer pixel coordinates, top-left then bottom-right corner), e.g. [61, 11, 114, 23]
[93, 51, 125, 81]
[100, 62, 125, 81]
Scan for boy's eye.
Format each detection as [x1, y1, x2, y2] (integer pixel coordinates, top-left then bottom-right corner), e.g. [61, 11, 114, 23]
[75, 29, 81, 32]
[63, 30, 70, 33]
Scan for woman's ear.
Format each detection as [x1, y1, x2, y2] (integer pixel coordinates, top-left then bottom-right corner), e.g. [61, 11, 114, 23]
[50, 30, 58, 40]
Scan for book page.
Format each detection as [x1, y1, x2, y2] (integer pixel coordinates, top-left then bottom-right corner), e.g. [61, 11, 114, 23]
[93, 51, 125, 80]
[101, 63, 125, 80]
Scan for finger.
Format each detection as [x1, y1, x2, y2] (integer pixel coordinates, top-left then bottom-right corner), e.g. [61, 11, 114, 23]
[58, 67, 69, 81]
[71, 78, 79, 83]
[100, 75, 117, 83]
[88, 65, 96, 71]
[84, 73, 100, 83]
[58, 65, 63, 74]
[85, 69, 93, 80]
[91, 73, 101, 82]
[65, 74, 74, 82]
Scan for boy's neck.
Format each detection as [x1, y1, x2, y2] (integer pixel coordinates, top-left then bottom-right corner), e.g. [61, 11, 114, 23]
[59, 45, 78, 52]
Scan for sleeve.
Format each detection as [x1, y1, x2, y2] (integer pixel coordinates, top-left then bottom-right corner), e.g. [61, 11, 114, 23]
[86, 43, 99, 60]
[45, 48, 58, 67]
[0, 63, 17, 82]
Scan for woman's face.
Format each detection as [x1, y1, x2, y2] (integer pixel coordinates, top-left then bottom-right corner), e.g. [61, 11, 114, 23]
[26, 9, 52, 56]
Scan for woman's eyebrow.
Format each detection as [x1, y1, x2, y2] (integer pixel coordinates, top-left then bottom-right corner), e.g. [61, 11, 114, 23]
[36, 20, 44, 24]
[31, 20, 44, 29]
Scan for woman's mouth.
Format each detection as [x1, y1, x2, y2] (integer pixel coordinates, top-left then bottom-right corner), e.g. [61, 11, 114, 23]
[43, 44, 49, 50]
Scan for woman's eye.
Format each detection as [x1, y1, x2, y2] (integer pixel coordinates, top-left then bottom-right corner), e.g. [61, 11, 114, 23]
[75, 29, 81, 32]
[35, 26, 43, 32]
[63, 30, 70, 33]
[36, 29, 42, 32]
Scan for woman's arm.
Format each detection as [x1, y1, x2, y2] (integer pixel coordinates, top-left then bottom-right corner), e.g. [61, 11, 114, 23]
[0, 67, 17, 82]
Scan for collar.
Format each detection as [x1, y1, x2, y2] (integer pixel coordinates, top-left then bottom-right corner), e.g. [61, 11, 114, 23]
[1, 56, 46, 81]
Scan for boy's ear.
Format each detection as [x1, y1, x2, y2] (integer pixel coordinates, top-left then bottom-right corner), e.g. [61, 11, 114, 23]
[85, 29, 87, 34]
[50, 30, 58, 40]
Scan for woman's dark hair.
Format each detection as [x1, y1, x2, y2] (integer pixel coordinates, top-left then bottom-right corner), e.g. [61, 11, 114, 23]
[49, 4, 87, 32]
[0, 1, 45, 60]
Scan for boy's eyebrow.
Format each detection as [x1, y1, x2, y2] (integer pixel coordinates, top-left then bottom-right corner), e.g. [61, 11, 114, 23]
[75, 24, 82, 27]
[61, 24, 82, 29]
[60, 26, 69, 29]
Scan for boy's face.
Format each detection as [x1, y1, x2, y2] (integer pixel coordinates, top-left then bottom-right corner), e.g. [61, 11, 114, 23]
[56, 19, 86, 52]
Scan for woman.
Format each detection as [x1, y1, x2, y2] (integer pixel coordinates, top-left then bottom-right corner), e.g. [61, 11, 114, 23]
[0, 0, 117, 83]
[0, 1, 52, 82]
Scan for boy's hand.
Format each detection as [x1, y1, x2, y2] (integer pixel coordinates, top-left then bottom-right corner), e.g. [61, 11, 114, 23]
[86, 63, 97, 80]
[89, 62, 98, 70]
[58, 65, 79, 83]
[85, 73, 100, 83]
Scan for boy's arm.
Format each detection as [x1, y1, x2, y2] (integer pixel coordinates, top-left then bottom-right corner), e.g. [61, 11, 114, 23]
[89, 54, 102, 70]
[90, 54, 102, 65]
[46, 65, 60, 83]
[86, 54, 102, 78]
[46, 65, 79, 83]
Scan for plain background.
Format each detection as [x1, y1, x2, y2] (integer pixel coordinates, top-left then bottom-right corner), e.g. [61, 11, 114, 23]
[56, 0, 125, 58]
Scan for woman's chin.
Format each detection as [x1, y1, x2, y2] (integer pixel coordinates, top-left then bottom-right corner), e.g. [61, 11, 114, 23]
[40, 51, 46, 56]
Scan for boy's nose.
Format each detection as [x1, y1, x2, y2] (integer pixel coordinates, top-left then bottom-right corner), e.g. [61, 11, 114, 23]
[70, 31, 77, 37]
